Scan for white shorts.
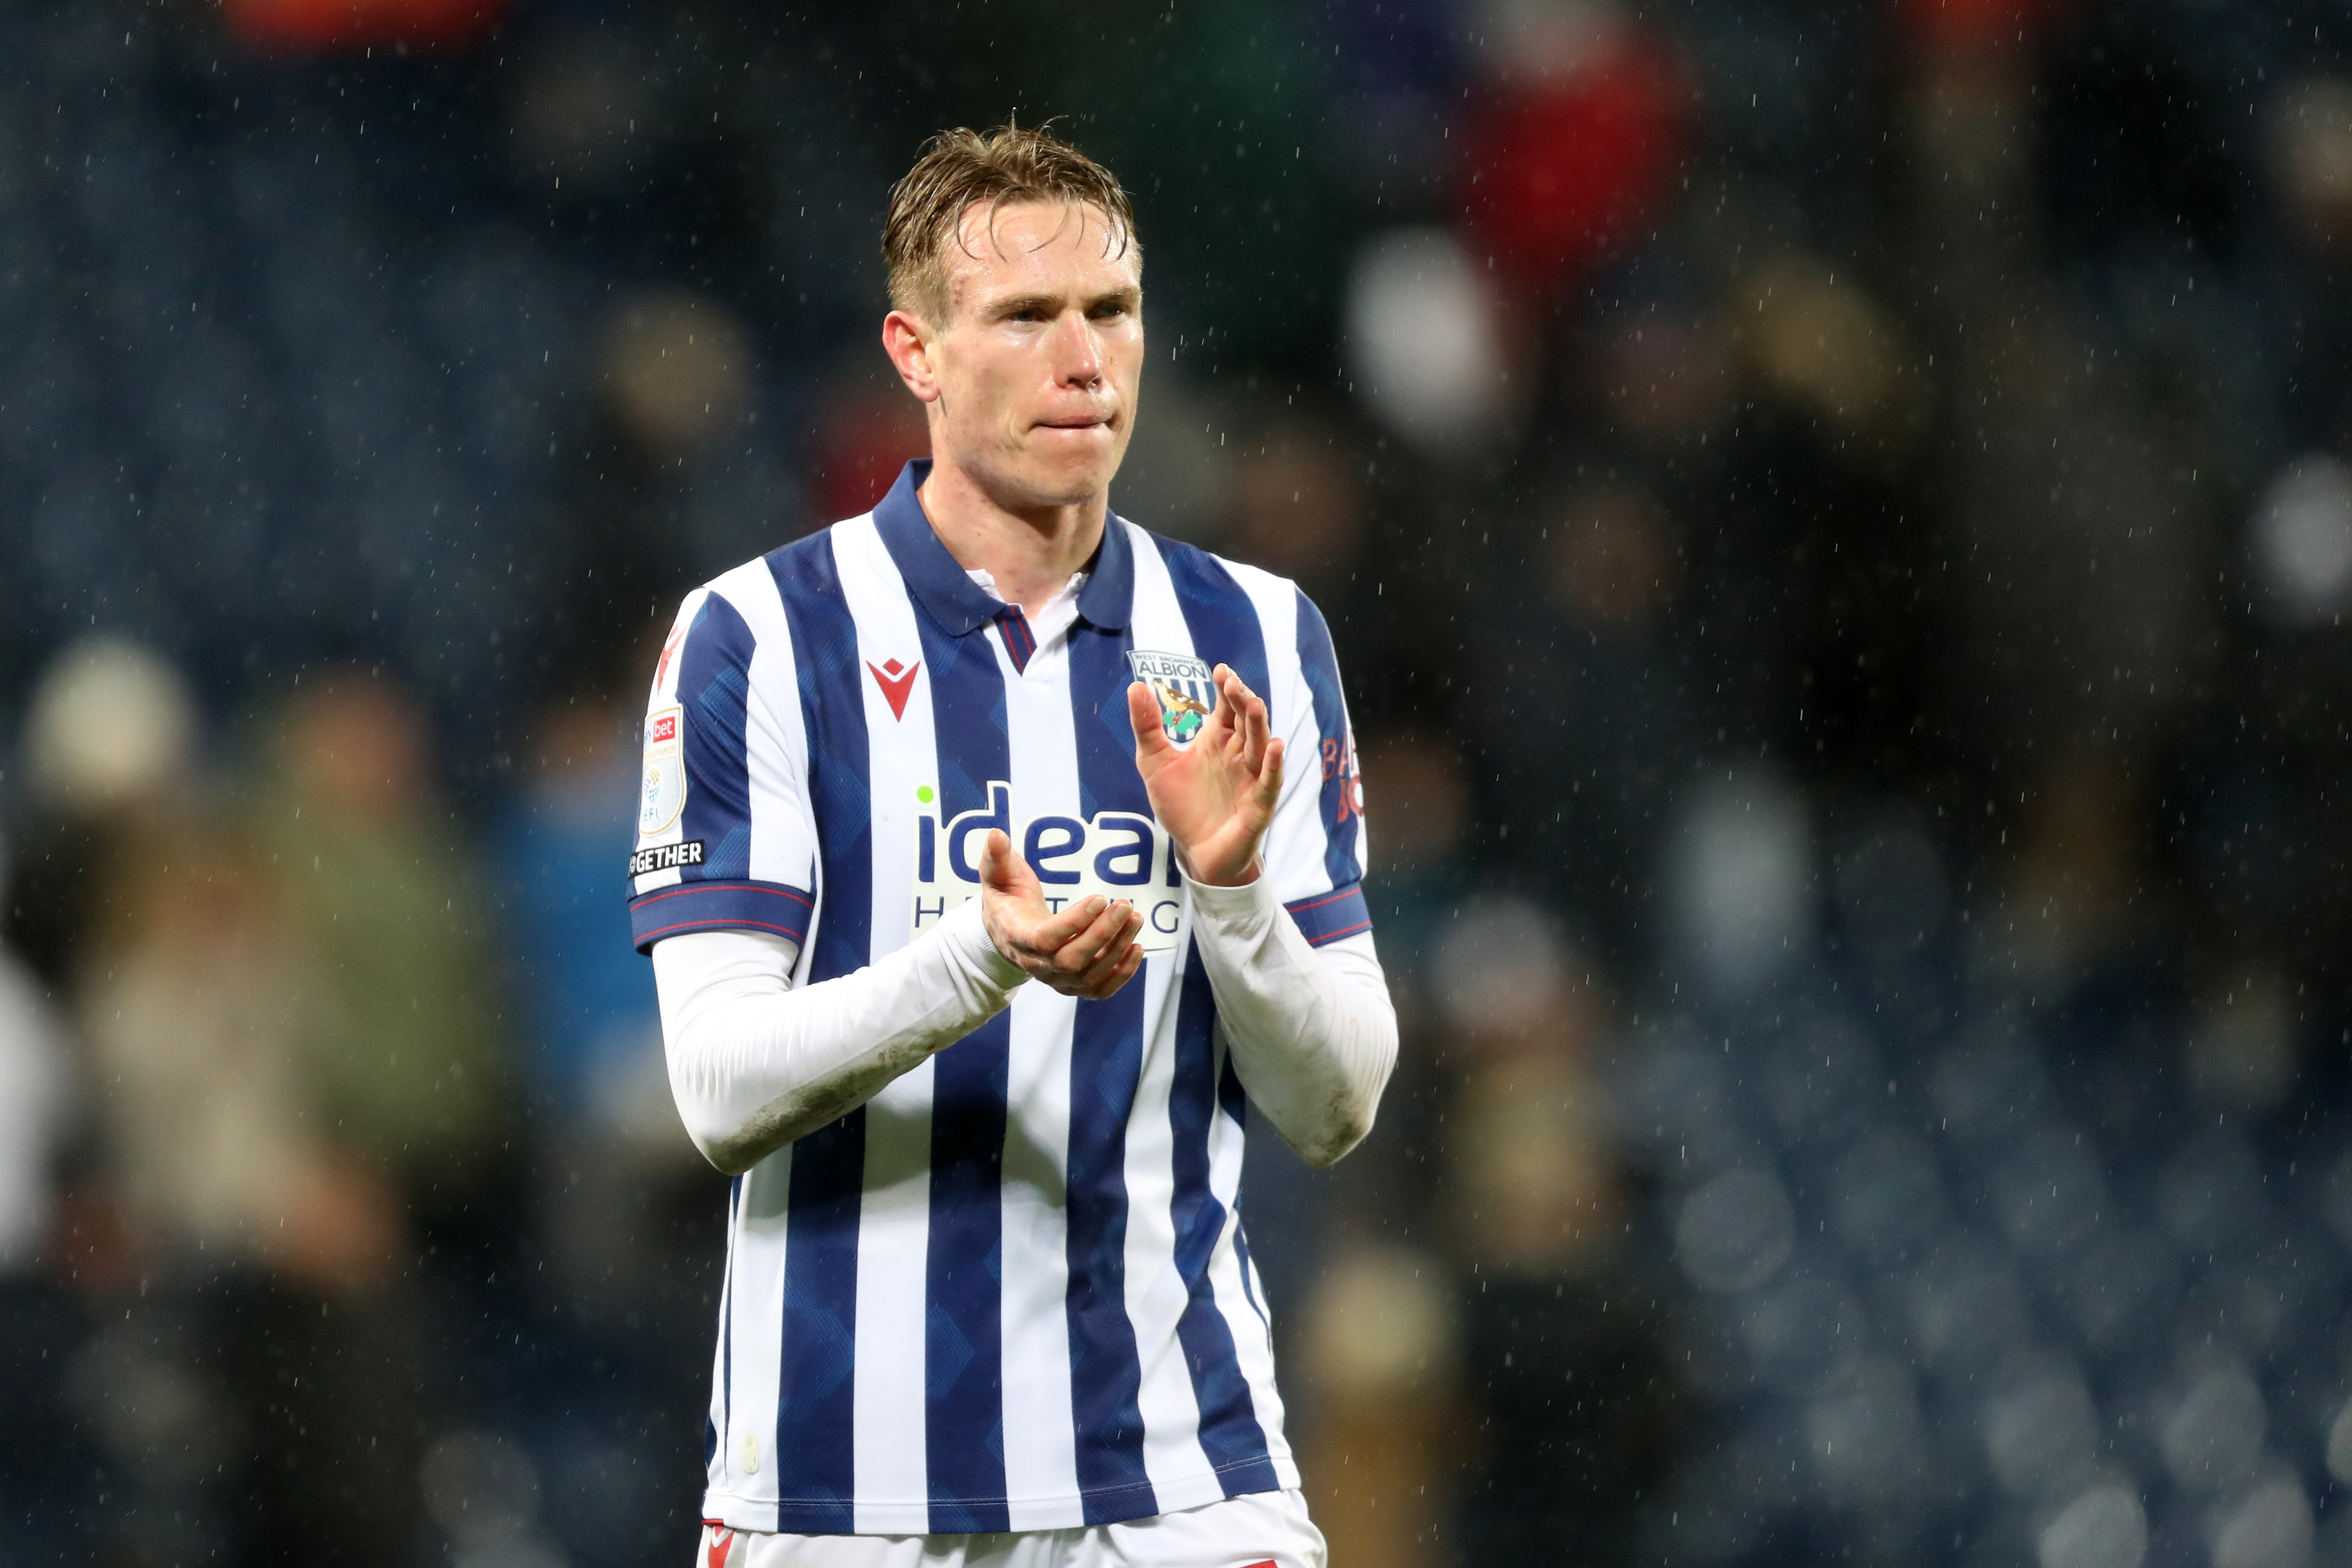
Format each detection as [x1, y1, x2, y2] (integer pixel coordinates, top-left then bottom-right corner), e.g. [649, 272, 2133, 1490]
[694, 1489, 1327, 1568]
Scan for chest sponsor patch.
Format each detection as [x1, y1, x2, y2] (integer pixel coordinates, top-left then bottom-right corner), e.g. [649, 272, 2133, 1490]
[909, 781, 1187, 953]
[639, 704, 687, 835]
[628, 840, 706, 878]
[1127, 648, 1215, 745]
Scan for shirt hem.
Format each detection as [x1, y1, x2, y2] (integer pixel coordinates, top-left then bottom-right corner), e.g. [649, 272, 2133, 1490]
[699, 1453, 1300, 1537]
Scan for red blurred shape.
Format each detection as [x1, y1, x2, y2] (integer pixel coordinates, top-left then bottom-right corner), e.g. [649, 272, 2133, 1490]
[222, 0, 503, 53]
[812, 385, 930, 526]
[1900, 0, 2053, 58]
[1459, 31, 1687, 299]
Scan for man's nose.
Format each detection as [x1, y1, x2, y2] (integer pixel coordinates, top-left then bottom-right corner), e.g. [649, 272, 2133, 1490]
[1050, 311, 1104, 387]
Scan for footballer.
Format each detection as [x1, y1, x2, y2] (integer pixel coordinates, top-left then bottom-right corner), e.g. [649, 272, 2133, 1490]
[629, 123, 1396, 1567]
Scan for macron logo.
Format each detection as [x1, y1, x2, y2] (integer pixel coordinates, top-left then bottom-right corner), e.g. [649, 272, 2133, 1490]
[867, 658, 920, 721]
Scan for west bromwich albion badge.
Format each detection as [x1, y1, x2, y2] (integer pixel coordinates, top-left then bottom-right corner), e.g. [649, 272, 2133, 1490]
[639, 704, 687, 835]
[1127, 650, 1215, 745]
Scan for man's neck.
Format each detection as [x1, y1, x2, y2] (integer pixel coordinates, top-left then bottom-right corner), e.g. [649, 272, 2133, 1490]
[918, 458, 1105, 620]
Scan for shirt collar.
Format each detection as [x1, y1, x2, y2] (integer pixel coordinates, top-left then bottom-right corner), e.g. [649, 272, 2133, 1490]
[870, 459, 1135, 636]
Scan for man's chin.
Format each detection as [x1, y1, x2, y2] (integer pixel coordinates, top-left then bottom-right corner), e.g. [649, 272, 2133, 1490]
[967, 447, 1125, 514]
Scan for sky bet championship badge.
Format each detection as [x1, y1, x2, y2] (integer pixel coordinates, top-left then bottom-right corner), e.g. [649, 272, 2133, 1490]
[1127, 649, 1216, 744]
[639, 705, 686, 835]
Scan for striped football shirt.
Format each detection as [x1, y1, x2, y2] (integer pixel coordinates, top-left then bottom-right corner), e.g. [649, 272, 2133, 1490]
[629, 459, 1370, 1534]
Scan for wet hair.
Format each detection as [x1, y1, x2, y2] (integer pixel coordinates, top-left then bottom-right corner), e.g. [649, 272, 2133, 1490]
[882, 121, 1140, 325]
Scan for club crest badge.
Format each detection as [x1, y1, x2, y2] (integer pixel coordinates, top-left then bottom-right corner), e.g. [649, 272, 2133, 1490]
[639, 704, 687, 835]
[1127, 649, 1216, 745]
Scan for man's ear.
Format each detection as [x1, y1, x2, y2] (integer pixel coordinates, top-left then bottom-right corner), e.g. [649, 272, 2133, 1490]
[881, 310, 943, 405]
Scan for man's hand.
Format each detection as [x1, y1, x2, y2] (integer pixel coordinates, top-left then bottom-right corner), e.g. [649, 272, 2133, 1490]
[978, 828, 1146, 998]
[1127, 664, 1283, 888]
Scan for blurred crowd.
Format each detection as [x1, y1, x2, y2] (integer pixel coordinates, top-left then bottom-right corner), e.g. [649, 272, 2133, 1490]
[12, 1, 2352, 1567]
[1, 637, 712, 1566]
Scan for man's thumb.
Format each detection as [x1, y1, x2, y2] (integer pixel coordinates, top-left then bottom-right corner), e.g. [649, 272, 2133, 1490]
[979, 828, 1018, 892]
[1127, 681, 1167, 752]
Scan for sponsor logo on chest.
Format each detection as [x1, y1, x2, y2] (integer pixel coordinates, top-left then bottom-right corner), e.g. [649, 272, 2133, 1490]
[908, 782, 1186, 953]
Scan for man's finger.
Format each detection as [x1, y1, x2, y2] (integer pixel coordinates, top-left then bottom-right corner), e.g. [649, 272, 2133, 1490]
[1054, 899, 1135, 972]
[1200, 666, 1240, 748]
[1083, 939, 1147, 999]
[1238, 688, 1270, 775]
[1029, 894, 1108, 955]
[1255, 736, 1285, 814]
[1073, 907, 1145, 990]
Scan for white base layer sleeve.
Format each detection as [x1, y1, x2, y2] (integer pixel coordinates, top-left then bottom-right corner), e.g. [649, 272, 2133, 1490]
[652, 886, 1397, 1175]
[1179, 874, 1397, 1167]
[652, 899, 1025, 1174]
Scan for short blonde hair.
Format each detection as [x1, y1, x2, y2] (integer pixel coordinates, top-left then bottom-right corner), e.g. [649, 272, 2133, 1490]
[882, 122, 1140, 324]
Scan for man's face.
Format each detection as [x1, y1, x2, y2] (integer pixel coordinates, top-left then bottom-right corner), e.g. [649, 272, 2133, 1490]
[895, 199, 1143, 510]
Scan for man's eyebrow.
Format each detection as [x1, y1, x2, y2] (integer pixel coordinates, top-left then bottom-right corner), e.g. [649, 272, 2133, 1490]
[981, 292, 1061, 319]
[980, 285, 1141, 320]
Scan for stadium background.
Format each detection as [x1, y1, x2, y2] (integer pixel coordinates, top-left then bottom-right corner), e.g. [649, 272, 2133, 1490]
[3, 1, 2350, 1566]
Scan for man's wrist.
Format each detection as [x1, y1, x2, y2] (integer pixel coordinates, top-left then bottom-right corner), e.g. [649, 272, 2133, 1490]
[1171, 844, 1261, 888]
[945, 898, 1026, 991]
[1181, 866, 1281, 923]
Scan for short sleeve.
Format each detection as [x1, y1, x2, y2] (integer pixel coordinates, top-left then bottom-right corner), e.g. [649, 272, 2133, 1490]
[1261, 588, 1371, 947]
[628, 577, 820, 955]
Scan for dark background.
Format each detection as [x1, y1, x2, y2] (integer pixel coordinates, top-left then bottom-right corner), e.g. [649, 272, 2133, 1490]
[6, 2, 2352, 1566]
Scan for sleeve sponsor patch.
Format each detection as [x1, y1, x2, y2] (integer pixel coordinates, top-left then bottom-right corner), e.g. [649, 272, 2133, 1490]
[639, 703, 687, 834]
[629, 840, 707, 877]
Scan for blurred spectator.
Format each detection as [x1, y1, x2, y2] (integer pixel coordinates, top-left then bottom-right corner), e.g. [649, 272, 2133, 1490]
[1664, 770, 1814, 1002]
[1295, 1239, 1459, 1568]
[1467, 480, 1695, 964]
[601, 288, 751, 461]
[541, 287, 782, 694]
[259, 672, 508, 1221]
[81, 821, 397, 1292]
[1344, 227, 1516, 459]
[499, 689, 664, 1134]
[1434, 897, 1679, 1567]
[496, 683, 716, 1350]
[1591, 298, 1735, 450]
[0, 835, 85, 1562]
[74, 808, 424, 1566]
[1226, 415, 1369, 589]
[810, 355, 932, 526]
[1971, 750, 2149, 999]
[1104, 370, 1229, 544]
[4, 637, 202, 988]
[1355, 726, 1474, 958]
[2249, 455, 2352, 629]
[223, 0, 504, 53]
[0, 897, 68, 1276]
[1457, 1, 1687, 303]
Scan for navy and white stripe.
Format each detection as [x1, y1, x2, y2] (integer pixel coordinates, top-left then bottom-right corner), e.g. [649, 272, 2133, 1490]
[631, 460, 1368, 1534]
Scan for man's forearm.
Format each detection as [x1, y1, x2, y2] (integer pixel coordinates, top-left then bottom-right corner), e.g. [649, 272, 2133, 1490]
[652, 901, 1026, 1174]
[1183, 876, 1398, 1167]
